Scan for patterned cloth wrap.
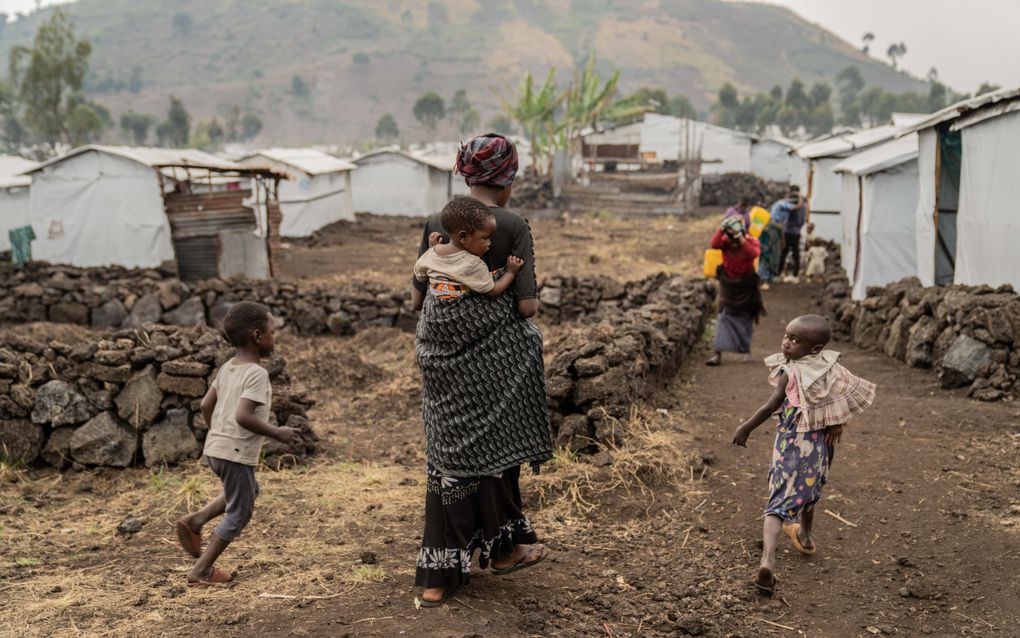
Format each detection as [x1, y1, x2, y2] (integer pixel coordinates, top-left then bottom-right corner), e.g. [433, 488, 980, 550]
[427, 268, 504, 301]
[454, 133, 519, 188]
[765, 350, 876, 432]
[416, 281, 552, 477]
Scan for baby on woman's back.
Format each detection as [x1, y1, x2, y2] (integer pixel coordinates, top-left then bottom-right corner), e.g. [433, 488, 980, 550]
[412, 196, 523, 304]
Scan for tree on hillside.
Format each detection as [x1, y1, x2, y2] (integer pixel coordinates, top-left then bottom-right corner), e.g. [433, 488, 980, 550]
[128, 65, 143, 94]
[375, 113, 399, 140]
[671, 94, 696, 119]
[836, 66, 865, 126]
[413, 91, 445, 130]
[172, 12, 193, 36]
[486, 114, 516, 135]
[886, 42, 907, 69]
[8, 9, 108, 147]
[156, 97, 190, 147]
[450, 89, 470, 115]
[460, 107, 480, 135]
[120, 111, 156, 145]
[291, 74, 310, 97]
[975, 82, 1000, 97]
[861, 32, 875, 55]
[0, 82, 27, 151]
[241, 112, 263, 142]
[207, 118, 225, 147]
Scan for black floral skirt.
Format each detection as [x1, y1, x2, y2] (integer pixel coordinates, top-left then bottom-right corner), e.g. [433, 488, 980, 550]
[415, 463, 539, 589]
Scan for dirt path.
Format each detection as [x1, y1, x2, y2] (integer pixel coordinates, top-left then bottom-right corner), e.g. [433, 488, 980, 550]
[682, 282, 1020, 636]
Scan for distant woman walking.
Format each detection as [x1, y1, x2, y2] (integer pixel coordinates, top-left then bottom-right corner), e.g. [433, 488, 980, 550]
[410, 133, 552, 607]
[707, 217, 765, 366]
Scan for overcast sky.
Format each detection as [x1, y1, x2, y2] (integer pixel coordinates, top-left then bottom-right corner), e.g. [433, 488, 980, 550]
[730, 0, 1020, 92]
[2, 0, 1017, 92]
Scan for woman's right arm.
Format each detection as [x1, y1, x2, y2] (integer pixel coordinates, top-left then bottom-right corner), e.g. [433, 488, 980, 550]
[510, 218, 538, 317]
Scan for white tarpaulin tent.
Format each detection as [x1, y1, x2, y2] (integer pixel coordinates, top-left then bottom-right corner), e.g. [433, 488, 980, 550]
[834, 135, 919, 300]
[796, 114, 925, 241]
[0, 155, 37, 252]
[240, 148, 355, 237]
[750, 137, 807, 185]
[351, 149, 465, 217]
[639, 113, 753, 175]
[900, 87, 1020, 289]
[25, 146, 253, 269]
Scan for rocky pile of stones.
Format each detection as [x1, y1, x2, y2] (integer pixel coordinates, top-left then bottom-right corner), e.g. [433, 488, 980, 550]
[0, 325, 316, 469]
[816, 249, 1019, 402]
[698, 172, 789, 207]
[0, 263, 415, 336]
[545, 277, 716, 453]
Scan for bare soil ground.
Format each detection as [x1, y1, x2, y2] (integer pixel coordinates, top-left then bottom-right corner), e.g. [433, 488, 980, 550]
[3, 212, 1019, 637]
[277, 211, 719, 287]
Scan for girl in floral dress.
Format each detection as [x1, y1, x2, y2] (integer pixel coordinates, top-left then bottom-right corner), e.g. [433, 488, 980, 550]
[733, 314, 876, 595]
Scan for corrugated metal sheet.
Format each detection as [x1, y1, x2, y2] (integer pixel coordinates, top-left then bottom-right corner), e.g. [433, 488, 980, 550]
[173, 236, 220, 281]
[164, 189, 258, 280]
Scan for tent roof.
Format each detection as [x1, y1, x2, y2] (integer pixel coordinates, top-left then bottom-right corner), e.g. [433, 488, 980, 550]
[642, 113, 755, 140]
[833, 134, 918, 176]
[753, 136, 798, 149]
[898, 86, 1020, 135]
[240, 148, 356, 175]
[0, 154, 37, 188]
[27, 145, 248, 174]
[353, 148, 454, 172]
[795, 114, 926, 160]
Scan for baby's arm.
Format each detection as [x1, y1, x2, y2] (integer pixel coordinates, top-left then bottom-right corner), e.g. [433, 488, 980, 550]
[236, 399, 296, 444]
[732, 372, 788, 447]
[482, 256, 524, 298]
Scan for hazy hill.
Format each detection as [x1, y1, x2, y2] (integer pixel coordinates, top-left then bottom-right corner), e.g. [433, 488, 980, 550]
[0, 0, 928, 146]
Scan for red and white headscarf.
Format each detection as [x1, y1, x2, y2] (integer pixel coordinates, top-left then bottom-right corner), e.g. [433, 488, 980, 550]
[454, 133, 519, 188]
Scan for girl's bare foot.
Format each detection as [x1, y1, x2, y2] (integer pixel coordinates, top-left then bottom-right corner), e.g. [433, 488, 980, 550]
[421, 587, 446, 603]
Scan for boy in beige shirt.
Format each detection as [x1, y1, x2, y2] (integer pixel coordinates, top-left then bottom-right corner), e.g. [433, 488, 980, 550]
[412, 196, 523, 304]
[175, 302, 296, 585]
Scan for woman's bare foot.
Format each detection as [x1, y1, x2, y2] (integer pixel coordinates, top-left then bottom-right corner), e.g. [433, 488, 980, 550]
[490, 543, 546, 571]
[705, 353, 722, 366]
[421, 586, 446, 603]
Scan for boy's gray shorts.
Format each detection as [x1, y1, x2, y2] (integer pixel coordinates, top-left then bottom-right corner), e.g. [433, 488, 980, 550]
[206, 456, 260, 542]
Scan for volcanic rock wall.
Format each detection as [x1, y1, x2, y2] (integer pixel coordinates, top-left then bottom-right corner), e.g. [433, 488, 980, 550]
[0, 263, 415, 336]
[544, 277, 717, 452]
[0, 325, 316, 469]
[817, 250, 1019, 402]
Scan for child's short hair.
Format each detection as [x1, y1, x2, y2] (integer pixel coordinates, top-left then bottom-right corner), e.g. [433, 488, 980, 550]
[223, 302, 271, 347]
[441, 196, 493, 236]
[797, 314, 832, 348]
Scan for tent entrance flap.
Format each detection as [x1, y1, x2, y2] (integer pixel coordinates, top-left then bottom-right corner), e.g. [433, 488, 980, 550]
[934, 129, 961, 286]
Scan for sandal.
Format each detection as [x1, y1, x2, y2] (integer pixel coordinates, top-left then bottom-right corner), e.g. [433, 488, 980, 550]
[187, 567, 233, 587]
[176, 520, 202, 558]
[783, 523, 816, 556]
[491, 544, 548, 576]
[754, 567, 776, 596]
[418, 586, 459, 608]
